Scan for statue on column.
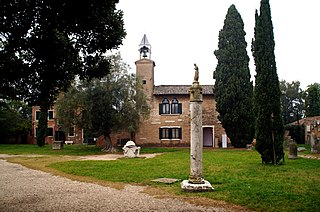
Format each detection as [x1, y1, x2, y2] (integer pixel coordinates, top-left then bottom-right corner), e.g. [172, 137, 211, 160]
[194, 63, 199, 82]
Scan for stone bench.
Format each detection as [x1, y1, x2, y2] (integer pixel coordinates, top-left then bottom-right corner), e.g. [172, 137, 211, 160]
[65, 140, 74, 145]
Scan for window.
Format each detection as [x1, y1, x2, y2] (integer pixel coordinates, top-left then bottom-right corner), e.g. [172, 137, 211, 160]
[159, 98, 170, 114]
[48, 110, 54, 120]
[171, 98, 182, 114]
[142, 80, 147, 84]
[69, 127, 75, 137]
[47, 128, 54, 137]
[34, 127, 54, 137]
[159, 98, 182, 115]
[35, 110, 54, 120]
[159, 128, 182, 139]
[160, 128, 170, 139]
[171, 128, 181, 139]
[35, 111, 40, 120]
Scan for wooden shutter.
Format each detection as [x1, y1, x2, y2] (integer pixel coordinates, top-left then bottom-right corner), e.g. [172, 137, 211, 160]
[168, 128, 172, 139]
[159, 128, 162, 139]
[178, 103, 182, 114]
[178, 128, 182, 139]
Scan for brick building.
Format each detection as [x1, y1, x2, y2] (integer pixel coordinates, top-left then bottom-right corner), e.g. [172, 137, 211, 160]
[30, 35, 225, 147]
[31, 106, 83, 145]
[290, 116, 320, 145]
[133, 35, 224, 147]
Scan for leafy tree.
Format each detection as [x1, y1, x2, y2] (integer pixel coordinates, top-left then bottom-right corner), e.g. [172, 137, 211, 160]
[304, 83, 320, 117]
[213, 5, 254, 148]
[280, 80, 304, 124]
[0, 100, 31, 143]
[284, 125, 305, 144]
[56, 54, 148, 152]
[252, 0, 284, 164]
[0, 0, 126, 146]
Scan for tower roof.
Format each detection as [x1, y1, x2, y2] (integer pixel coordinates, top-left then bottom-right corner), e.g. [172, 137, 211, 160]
[139, 34, 151, 59]
[139, 34, 150, 47]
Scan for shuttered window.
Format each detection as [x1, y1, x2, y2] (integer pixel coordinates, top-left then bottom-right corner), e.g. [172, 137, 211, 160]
[159, 128, 182, 139]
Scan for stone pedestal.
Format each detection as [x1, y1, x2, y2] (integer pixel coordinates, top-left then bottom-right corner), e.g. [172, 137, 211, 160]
[52, 141, 63, 150]
[288, 141, 298, 159]
[181, 80, 213, 192]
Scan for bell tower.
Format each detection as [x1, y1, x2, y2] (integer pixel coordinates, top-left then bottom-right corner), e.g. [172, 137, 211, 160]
[135, 34, 155, 102]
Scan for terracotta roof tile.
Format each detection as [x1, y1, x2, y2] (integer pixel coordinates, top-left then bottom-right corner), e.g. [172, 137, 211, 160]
[153, 85, 214, 95]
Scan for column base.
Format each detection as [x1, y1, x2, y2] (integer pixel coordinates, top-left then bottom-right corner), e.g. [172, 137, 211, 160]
[181, 179, 214, 192]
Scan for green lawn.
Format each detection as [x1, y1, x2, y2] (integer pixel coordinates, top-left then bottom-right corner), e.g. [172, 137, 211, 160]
[1, 144, 319, 211]
[0, 144, 178, 155]
[0, 144, 104, 156]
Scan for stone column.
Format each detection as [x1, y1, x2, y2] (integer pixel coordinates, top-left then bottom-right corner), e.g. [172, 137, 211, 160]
[189, 81, 203, 183]
[181, 64, 213, 192]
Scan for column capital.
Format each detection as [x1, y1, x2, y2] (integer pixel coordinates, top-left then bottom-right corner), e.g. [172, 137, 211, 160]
[189, 81, 203, 102]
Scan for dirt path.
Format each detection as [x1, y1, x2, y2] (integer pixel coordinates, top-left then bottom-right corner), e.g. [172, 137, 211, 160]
[0, 153, 254, 211]
[0, 158, 238, 212]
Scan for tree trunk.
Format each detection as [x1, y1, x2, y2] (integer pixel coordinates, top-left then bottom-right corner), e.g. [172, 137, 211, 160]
[37, 106, 48, 147]
[102, 134, 114, 152]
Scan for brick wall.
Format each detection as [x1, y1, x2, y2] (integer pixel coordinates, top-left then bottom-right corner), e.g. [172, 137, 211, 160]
[31, 106, 83, 145]
[134, 94, 224, 147]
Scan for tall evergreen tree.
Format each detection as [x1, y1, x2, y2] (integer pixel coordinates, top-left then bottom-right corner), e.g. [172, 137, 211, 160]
[252, 0, 284, 164]
[214, 5, 254, 148]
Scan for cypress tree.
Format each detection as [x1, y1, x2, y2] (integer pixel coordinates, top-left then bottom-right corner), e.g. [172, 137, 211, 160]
[214, 5, 254, 148]
[252, 0, 284, 164]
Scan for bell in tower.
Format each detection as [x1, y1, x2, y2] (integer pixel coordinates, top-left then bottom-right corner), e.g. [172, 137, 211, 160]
[135, 34, 155, 103]
[139, 34, 151, 59]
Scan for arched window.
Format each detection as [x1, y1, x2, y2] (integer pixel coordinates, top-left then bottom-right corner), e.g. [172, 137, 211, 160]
[171, 98, 182, 114]
[159, 98, 170, 114]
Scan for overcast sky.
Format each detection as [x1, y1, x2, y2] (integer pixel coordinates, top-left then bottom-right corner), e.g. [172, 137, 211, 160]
[116, 0, 320, 90]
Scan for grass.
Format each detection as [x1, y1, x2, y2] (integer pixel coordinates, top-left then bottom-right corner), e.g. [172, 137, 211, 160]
[0, 144, 104, 156]
[1, 144, 319, 211]
[0, 144, 178, 156]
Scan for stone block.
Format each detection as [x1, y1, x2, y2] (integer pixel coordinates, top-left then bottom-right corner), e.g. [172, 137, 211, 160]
[181, 180, 214, 192]
[52, 141, 63, 150]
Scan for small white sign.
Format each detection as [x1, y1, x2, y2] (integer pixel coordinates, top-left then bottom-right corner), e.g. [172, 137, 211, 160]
[222, 133, 227, 148]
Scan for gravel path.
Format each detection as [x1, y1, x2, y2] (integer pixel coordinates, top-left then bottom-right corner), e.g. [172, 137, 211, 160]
[0, 159, 230, 212]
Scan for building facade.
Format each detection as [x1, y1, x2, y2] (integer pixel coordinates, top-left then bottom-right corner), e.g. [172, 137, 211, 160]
[133, 35, 224, 147]
[31, 106, 83, 145]
[30, 35, 225, 147]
